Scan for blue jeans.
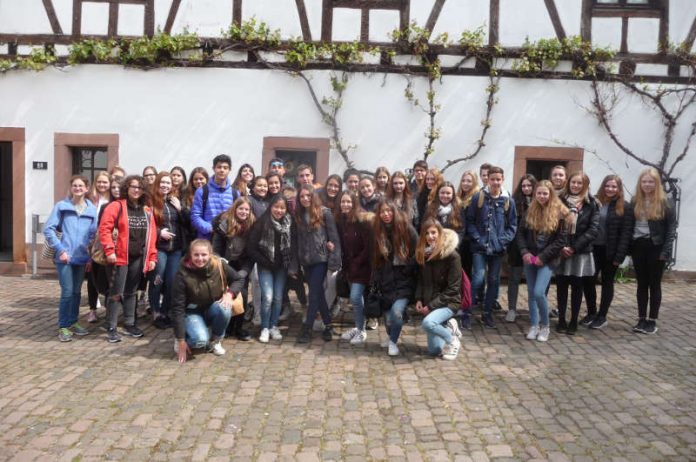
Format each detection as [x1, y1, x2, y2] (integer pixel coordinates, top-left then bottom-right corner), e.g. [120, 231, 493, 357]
[421, 307, 455, 356]
[384, 298, 408, 343]
[350, 283, 366, 330]
[471, 253, 503, 316]
[148, 249, 181, 317]
[304, 262, 330, 328]
[258, 267, 287, 329]
[524, 263, 554, 328]
[56, 263, 86, 328]
[185, 302, 232, 348]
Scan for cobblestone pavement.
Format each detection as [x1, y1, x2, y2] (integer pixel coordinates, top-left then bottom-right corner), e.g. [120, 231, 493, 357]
[0, 275, 694, 462]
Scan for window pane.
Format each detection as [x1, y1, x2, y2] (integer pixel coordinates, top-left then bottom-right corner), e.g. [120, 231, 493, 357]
[94, 151, 108, 169]
[596, 0, 618, 3]
[627, 0, 649, 3]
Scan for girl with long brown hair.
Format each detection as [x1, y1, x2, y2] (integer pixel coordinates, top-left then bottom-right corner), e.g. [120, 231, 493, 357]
[416, 168, 444, 229]
[629, 168, 677, 334]
[370, 199, 418, 356]
[386, 170, 418, 228]
[374, 166, 391, 195]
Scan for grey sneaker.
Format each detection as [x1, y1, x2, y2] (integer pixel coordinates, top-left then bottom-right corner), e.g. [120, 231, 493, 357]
[70, 323, 89, 336]
[122, 325, 144, 338]
[58, 328, 73, 342]
[505, 309, 517, 323]
[107, 328, 121, 343]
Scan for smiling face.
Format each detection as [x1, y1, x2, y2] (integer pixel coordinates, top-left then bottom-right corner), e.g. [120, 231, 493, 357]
[299, 189, 313, 208]
[159, 176, 172, 195]
[488, 172, 503, 195]
[425, 172, 436, 190]
[110, 181, 120, 199]
[340, 194, 353, 214]
[95, 175, 110, 194]
[127, 180, 143, 202]
[192, 173, 207, 189]
[425, 225, 440, 247]
[70, 179, 87, 200]
[267, 176, 281, 195]
[438, 186, 454, 206]
[392, 176, 406, 194]
[603, 179, 619, 199]
[569, 175, 584, 195]
[346, 175, 360, 192]
[551, 168, 567, 189]
[143, 168, 157, 185]
[460, 173, 474, 193]
[235, 202, 251, 221]
[521, 179, 534, 197]
[359, 179, 374, 199]
[269, 161, 285, 177]
[326, 178, 341, 198]
[379, 204, 394, 224]
[535, 185, 550, 206]
[190, 243, 211, 268]
[241, 166, 254, 183]
[253, 178, 268, 198]
[271, 200, 287, 220]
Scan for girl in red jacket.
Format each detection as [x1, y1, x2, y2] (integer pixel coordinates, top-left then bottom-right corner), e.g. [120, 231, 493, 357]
[99, 175, 158, 343]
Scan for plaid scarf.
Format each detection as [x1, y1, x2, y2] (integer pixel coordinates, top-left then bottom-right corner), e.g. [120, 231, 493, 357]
[260, 214, 292, 268]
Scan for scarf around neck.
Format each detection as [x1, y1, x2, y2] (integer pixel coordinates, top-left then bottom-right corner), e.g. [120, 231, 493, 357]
[260, 214, 292, 268]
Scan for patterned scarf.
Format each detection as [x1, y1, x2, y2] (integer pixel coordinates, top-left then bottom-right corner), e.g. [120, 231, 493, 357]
[437, 204, 452, 225]
[260, 214, 292, 268]
[565, 194, 584, 236]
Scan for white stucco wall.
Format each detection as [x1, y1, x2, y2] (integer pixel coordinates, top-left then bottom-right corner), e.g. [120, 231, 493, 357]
[0, 64, 694, 268]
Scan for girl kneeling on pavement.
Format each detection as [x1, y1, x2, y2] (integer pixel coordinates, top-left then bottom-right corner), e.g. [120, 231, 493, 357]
[371, 199, 418, 357]
[517, 180, 569, 342]
[171, 239, 244, 363]
[415, 219, 462, 360]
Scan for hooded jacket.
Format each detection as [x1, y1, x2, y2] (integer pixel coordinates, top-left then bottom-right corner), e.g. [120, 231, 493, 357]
[98, 199, 158, 270]
[415, 228, 462, 311]
[43, 198, 98, 265]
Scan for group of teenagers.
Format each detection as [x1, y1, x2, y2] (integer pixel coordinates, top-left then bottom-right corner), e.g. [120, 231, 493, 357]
[44, 154, 677, 363]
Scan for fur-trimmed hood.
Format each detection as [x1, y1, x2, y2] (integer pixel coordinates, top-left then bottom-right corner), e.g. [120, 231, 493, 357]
[438, 228, 460, 259]
[358, 211, 375, 224]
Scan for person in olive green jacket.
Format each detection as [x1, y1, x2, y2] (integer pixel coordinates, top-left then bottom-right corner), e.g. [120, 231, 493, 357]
[414, 219, 462, 360]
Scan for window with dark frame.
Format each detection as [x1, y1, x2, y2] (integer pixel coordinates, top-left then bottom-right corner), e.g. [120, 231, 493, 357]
[71, 146, 108, 185]
[594, 0, 655, 7]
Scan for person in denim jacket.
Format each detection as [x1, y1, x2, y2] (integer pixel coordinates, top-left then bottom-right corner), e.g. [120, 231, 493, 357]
[466, 166, 517, 328]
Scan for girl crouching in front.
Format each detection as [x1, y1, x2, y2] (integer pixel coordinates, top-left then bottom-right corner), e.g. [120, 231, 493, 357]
[415, 219, 463, 360]
[170, 239, 244, 363]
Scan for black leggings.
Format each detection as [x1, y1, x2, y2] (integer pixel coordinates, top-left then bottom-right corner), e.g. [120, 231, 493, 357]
[586, 245, 619, 318]
[556, 275, 589, 324]
[632, 238, 665, 319]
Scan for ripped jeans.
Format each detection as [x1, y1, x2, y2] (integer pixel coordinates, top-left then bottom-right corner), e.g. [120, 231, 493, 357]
[384, 298, 408, 343]
[106, 256, 144, 330]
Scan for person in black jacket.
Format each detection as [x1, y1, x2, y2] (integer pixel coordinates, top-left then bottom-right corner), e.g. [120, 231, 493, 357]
[171, 239, 244, 363]
[629, 168, 677, 334]
[555, 172, 599, 335]
[371, 199, 418, 357]
[517, 180, 569, 342]
[586, 175, 634, 329]
[246, 195, 298, 343]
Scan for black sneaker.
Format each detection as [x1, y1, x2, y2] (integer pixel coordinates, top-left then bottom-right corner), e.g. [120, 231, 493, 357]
[550, 309, 559, 318]
[580, 314, 596, 327]
[482, 315, 496, 329]
[322, 327, 333, 342]
[556, 319, 568, 333]
[643, 319, 658, 334]
[107, 328, 122, 343]
[459, 313, 471, 330]
[297, 326, 311, 344]
[589, 316, 607, 329]
[566, 320, 578, 335]
[122, 325, 144, 338]
[235, 328, 252, 341]
[152, 317, 169, 330]
[632, 318, 647, 333]
[493, 300, 503, 311]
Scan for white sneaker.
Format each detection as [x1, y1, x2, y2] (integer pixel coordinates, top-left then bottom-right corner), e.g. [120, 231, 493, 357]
[526, 326, 539, 340]
[313, 318, 325, 332]
[446, 318, 462, 338]
[537, 326, 550, 342]
[366, 318, 378, 330]
[350, 330, 367, 345]
[259, 328, 270, 343]
[388, 341, 400, 356]
[96, 299, 102, 309]
[269, 327, 283, 340]
[505, 309, 517, 323]
[341, 327, 359, 341]
[209, 340, 225, 356]
[442, 337, 461, 360]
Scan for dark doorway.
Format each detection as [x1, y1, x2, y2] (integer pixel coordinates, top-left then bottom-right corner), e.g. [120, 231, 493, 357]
[275, 150, 317, 188]
[0, 142, 12, 261]
[526, 159, 568, 183]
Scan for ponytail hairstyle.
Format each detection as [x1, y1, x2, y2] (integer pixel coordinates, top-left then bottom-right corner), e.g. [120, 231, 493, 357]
[415, 219, 446, 265]
[372, 199, 413, 266]
[295, 184, 325, 230]
[595, 174, 625, 217]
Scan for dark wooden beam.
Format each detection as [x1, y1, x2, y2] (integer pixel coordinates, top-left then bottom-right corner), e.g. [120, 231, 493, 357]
[580, 0, 592, 42]
[232, 0, 242, 25]
[620, 16, 628, 53]
[332, 0, 401, 8]
[543, 0, 566, 40]
[108, 1, 119, 37]
[164, 0, 182, 34]
[72, 0, 82, 38]
[42, 0, 64, 34]
[489, 0, 499, 45]
[360, 8, 369, 42]
[592, 9, 662, 19]
[144, 0, 154, 36]
[683, 17, 696, 53]
[399, 0, 409, 31]
[295, 0, 312, 41]
[425, 0, 446, 33]
[321, 0, 333, 42]
[657, 0, 668, 52]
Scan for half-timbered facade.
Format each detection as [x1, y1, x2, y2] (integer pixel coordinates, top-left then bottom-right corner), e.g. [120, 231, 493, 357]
[1, 0, 695, 271]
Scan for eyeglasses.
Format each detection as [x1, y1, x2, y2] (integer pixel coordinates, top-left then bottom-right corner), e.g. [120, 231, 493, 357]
[270, 162, 284, 167]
